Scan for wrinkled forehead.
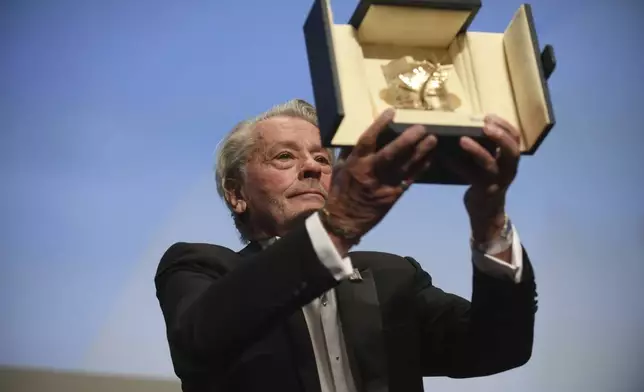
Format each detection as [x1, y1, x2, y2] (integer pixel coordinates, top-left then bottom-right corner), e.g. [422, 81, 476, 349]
[255, 116, 321, 143]
[248, 116, 321, 153]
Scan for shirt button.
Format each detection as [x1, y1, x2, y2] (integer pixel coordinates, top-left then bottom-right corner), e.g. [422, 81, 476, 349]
[335, 356, 339, 361]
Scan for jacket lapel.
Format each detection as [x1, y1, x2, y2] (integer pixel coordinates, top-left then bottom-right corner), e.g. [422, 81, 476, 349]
[335, 268, 389, 392]
[237, 242, 389, 391]
[286, 310, 322, 392]
[238, 241, 321, 392]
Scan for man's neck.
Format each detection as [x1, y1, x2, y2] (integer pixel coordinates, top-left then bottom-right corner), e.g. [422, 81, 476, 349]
[249, 209, 317, 246]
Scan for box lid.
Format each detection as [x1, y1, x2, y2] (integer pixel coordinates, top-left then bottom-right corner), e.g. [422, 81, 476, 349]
[349, 0, 481, 47]
[303, 0, 345, 146]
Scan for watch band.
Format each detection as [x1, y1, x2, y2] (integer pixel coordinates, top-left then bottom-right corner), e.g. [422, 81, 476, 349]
[471, 214, 513, 255]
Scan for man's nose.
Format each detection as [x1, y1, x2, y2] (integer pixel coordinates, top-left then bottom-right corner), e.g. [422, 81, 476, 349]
[300, 157, 323, 179]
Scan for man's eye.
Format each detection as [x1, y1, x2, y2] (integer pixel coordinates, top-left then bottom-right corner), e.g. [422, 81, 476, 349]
[276, 152, 293, 160]
[315, 156, 330, 165]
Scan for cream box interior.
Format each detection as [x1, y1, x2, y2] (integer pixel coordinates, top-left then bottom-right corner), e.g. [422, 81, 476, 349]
[319, 1, 555, 153]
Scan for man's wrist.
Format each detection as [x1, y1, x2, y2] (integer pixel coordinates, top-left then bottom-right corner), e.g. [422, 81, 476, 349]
[465, 187, 509, 242]
[327, 233, 352, 259]
[318, 208, 360, 257]
[470, 210, 507, 243]
[470, 212, 514, 258]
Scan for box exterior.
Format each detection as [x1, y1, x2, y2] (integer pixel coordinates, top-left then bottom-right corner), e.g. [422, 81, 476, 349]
[519, 3, 556, 155]
[349, 0, 481, 33]
[303, 0, 345, 147]
[303, 0, 556, 185]
[378, 123, 496, 184]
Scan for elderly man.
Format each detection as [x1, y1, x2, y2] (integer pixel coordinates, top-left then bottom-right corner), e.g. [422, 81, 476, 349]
[155, 99, 537, 392]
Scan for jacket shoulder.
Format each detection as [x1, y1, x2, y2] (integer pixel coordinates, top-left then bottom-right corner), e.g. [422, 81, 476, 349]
[349, 250, 421, 274]
[155, 241, 241, 280]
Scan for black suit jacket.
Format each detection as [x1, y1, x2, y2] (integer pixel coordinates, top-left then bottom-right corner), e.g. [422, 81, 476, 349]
[155, 224, 537, 392]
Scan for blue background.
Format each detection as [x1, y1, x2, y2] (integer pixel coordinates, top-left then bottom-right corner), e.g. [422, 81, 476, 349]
[2, 0, 643, 390]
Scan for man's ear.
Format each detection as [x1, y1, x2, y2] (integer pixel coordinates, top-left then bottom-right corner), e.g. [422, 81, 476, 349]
[223, 179, 247, 215]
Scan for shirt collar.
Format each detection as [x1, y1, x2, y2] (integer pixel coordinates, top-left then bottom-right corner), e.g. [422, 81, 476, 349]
[258, 236, 280, 249]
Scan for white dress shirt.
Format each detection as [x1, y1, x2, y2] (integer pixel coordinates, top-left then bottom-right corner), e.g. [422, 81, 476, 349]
[261, 213, 525, 392]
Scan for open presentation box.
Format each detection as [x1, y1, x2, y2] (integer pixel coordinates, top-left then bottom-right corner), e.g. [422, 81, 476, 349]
[304, 0, 556, 184]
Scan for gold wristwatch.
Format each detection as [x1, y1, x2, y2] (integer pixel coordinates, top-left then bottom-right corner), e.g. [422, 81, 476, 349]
[471, 214, 513, 255]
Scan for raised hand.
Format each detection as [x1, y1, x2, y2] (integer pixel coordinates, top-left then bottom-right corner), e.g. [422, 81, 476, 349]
[446, 114, 522, 242]
[321, 109, 437, 255]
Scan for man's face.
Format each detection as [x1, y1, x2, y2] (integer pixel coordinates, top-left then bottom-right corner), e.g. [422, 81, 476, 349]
[239, 116, 333, 238]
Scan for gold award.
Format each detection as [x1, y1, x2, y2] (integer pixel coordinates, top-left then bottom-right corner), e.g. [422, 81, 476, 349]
[380, 56, 459, 111]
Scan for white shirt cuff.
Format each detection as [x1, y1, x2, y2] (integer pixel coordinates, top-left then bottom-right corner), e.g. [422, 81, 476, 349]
[305, 213, 355, 281]
[471, 224, 524, 284]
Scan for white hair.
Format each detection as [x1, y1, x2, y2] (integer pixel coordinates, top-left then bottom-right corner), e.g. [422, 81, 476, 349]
[214, 98, 333, 243]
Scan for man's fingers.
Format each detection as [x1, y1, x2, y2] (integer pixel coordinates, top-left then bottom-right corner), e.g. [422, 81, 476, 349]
[482, 121, 520, 181]
[442, 156, 481, 185]
[403, 135, 438, 181]
[400, 134, 437, 174]
[374, 124, 427, 165]
[353, 108, 396, 156]
[485, 114, 521, 143]
[483, 122, 520, 159]
[460, 136, 499, 176]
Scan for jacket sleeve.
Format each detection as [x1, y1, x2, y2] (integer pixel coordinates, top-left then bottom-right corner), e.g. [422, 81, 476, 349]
[409, 247, 538, 378]
[154, 224, 337, 377]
